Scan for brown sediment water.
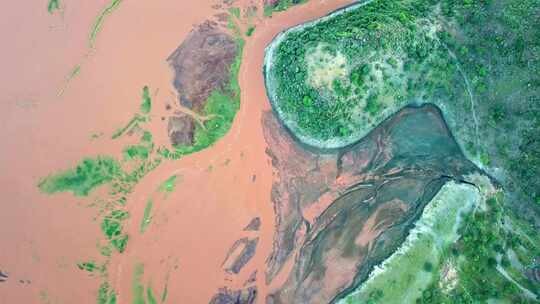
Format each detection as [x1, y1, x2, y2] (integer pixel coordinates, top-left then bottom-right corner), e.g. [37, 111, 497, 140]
[0, 0, 355, 303]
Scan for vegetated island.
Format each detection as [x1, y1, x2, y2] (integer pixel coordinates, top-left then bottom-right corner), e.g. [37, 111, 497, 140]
[163, 19, 244, 158]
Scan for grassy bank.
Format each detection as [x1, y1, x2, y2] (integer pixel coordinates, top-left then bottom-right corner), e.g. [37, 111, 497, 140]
[341, 175, 540, 303]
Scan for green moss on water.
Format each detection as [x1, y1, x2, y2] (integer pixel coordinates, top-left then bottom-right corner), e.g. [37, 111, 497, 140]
[123, 130, 154, 161]
[159, 175, 177, 193]
[140, 86, 152, 114]
[160, 281, 168, 303]
[140, 200, 153, 234]
[38, 85, 171, 303]
[111, 114, 147, 139]
[111, 235, 128, 253]
[228, 7, 241, 19]
[90, 0, 122, 48]
[68, 65, 81, 80]
[147, 286, 157, 304]
[130, 264, 164, 304]
[47, 0, 60, 14]
[101, 210, 129, 253]
[91, 132, 104, 140]
[39, 49, 243, 304]
[99, 245, 113, 257]
[132, 263, 146, 304]
[142, 131, 152, 143]
[123, 144, 151, 161]
[98, 282, 117, 304]
[38, 156, 122, 196]
[111, 209, 129, 221]
[113, 87, 153, 141]
[246, 26, 256, 37]
[101, 217, 122, 240]
[77, 261, 97, 273]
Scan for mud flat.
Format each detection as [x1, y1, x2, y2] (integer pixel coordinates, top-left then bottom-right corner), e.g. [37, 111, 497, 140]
[339, 181, 482, 303]
[261, 103, 488, 303]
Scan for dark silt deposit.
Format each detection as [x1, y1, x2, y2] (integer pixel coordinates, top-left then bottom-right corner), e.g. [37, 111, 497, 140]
[222, 237, 259, 274]
[210, 236, 259, 304]
[244, 217, 261, 231]
[166, 21, 238, 145]
[209, 286, 258, 304]
[244, 270, 257, 287]
[0, 270, 7, 282]
[168, 21, 238, 110]
[262, 104, 484, 303]
[168, 113, 195, 146]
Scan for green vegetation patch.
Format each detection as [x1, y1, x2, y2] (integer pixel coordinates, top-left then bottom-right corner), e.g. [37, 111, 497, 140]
[101, 209, 130, 253]
[161, 279, 169, 303]
[132, 263, 146, 304]
[139, 200, 153, 234]
[90, 0, 122, 48]
[47, 0, 60, 14]
[147, 285, 158, 304]
[159, 175, 178, 193]
[77, 261, 100, 273]
[111, 114, 147, 139]
[68, 65, 81, 81]
[140, 86, 152, 114]
[123, 144, 151, 161]
[98, 282, 117, 304]
[123, 131, 154, 161]
[190, 90, 240, 148]
[112, 86, 154, 140]
[246, 26, 256, 37]
[38, 84, 177, 304]
[228, 7, 241, 19]
[131, 263, 163, 304]
[38, 156, 122, 196]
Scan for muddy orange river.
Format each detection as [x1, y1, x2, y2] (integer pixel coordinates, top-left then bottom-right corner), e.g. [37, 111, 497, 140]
[0, 0, 356, 303]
